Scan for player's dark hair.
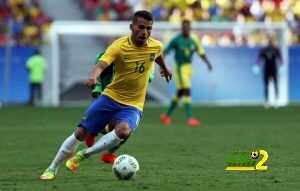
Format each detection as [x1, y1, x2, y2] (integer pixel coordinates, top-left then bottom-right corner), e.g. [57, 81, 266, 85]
[132, 10, 153, 23]
[33, 49, 40, 55]
[182, 19, 191, 25]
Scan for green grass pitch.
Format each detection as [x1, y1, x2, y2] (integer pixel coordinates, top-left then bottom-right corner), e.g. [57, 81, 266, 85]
[0, 106, 299, 191]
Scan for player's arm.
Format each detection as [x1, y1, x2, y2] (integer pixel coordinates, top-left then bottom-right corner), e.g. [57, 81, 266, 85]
[198, 53, 212, 71]
[195, 40, 212, 71]
[276, 47, 282, 65]
[86, 42, 119, 88]
[91, 53, 105, 98]
[256, 48, 265, 65]
[155, 54, 172, 82]
[86, 61, 109, 88]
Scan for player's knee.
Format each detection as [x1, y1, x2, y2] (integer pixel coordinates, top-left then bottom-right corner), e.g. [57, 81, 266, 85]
[114, 123, 131, 139]
[74, 127, 88, 141]
[182, 88, 190, 96]
[177, 89, 184, 97]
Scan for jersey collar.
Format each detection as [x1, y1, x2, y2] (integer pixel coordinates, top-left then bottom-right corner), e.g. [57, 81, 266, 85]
[128, 36, 149, 47]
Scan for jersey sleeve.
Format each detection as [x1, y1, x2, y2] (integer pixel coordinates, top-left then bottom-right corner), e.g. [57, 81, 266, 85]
[192, 34, 205, 56]
[156, 41, 164, 58]
[99, 41, 120, 65]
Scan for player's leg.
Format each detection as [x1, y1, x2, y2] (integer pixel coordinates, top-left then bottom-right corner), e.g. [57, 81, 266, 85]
[40, 127, 87, 180]
[182, 88, 200, 126]
[29, 83, 34, 105]
[178, 64, 200, 126]
[85, 133, 96, 147]
[66, 128, 124, 172]
[67, 103, 141, 170]
[161, 89, 184, 125]
[84, 107, 140, 156]
[263, 69, 270, 106]
[85, 123, 121, 164]
[83, 123, 129, 156]
[32, 83, 39, 105]
[40, 96, 112, 179]
[160, 65, 184, 125]
[84, 122, 125, 164]
[272, 69, 279, 101]
[182, 88, 192, 118]
[99, 123, 127, 164]
[101, 137, 129, 164]
[167, 89, 184, 116]
[67, 127, 128, 171]
[37, 83, 42, 104]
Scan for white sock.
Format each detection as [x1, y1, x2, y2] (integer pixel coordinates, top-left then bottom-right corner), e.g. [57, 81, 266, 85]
[84, 130, 123, 157]
[48, 133, 80, 170]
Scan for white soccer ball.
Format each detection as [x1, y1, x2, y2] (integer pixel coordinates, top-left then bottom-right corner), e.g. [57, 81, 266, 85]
[112, 154, 140, 180]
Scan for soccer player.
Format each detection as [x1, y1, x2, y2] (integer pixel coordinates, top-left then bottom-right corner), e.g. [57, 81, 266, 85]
[40, 10, 172, 180]
[26, 50, 46, 106]
[257, 35, 282, 107]
[160, 19, 212, 126]
[86, 52, 155, 164]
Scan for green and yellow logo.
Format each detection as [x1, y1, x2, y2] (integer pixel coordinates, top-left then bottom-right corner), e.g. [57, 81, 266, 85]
[225, 149, 269, 171]
[149, 53, 155, 62]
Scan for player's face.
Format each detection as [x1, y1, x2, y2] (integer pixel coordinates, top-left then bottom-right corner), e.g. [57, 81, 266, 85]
[182, 22, 191, 37]
[131, 17, 153, 46]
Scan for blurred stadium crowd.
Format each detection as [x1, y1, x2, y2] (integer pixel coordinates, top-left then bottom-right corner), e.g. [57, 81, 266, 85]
[1, 0, 300, 46]
[80, 0, 300, 46]
[0, 0, 52, 46]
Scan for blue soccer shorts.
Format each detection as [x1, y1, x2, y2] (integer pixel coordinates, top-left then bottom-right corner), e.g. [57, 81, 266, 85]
[78, 95, 142, 135]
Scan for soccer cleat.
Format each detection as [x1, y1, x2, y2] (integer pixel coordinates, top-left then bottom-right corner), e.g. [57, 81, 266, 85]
[66, 151, 86, 172]
[101, 153, 117, 164]
[186, 117, 201, 127]
[39, 168, 57, 180]
[160, 114, 171, 125]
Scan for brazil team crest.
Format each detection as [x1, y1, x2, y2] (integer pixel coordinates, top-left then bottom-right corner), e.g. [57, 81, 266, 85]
[149, 53, 155, 61]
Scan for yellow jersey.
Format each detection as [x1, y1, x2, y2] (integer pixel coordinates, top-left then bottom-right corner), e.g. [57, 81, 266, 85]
[100, 36, 163, 111]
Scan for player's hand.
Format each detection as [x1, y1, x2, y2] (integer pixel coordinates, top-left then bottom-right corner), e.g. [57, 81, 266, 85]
[91, 91, 101, 98]
[91, 83, 102, 98]
[207, 63, 213, 71]
[160, 67, 172, 82]
[85, 77, 97, 89]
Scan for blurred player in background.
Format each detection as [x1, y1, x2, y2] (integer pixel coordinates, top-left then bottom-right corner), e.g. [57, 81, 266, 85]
[257, 35, 282, 107]
[160, 19, 212, 127]
[40, 10, 172, 180]
[26, 50, 46, 106]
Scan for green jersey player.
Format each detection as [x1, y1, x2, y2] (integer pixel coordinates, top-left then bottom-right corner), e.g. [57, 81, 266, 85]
[160, 19, 213, 127]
